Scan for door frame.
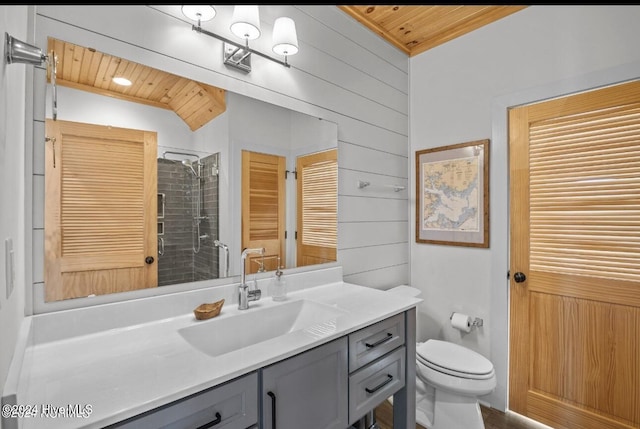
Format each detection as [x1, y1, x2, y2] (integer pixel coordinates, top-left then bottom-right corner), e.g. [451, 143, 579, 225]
[489, 63, 640, 412]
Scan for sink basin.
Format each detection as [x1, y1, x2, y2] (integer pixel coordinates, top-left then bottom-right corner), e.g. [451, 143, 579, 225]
[178, 299, 347, 357]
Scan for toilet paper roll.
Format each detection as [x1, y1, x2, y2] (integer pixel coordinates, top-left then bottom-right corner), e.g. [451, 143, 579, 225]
[451, 312, 472, 333]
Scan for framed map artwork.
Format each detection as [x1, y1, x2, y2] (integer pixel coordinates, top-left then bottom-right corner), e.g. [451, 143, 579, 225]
[415, 139, 489, 247]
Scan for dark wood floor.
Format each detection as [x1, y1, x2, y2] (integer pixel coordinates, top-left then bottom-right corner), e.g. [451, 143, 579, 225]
[374, 400, 543, 429]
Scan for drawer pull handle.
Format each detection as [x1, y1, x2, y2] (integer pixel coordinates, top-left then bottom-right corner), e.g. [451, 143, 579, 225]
[365, 374, 393, 394]
[365, 333, 393, 348]
[267, 391, 277, 429]
[196, 412, 222, 429]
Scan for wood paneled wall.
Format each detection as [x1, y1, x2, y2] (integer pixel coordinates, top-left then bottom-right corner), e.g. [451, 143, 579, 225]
[30, 5, 409, 312]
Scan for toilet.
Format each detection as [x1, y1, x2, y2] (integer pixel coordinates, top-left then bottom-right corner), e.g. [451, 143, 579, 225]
[386, 285, 497, 429]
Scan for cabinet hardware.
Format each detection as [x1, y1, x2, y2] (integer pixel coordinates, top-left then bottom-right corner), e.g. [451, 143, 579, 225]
[365, 374, 393, 394]
[267, 391, 277, 428]
[196, 411, 222, 429]
[365, 332, 393, 348]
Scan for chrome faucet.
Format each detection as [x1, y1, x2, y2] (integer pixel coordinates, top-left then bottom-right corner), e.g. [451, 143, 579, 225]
[239, 247, 265, 310]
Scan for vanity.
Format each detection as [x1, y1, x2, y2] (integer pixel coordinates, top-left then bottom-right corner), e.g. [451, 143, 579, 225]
[2, 267, 420, 429]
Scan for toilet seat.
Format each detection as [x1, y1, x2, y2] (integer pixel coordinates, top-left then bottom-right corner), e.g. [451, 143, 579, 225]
[417, 340, 494, 380]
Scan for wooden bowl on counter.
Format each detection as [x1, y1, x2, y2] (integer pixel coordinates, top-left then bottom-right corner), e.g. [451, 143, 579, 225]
[193, 299, 225, 320]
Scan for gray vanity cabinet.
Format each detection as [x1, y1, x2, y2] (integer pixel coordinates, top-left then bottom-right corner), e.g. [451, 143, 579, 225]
[107, 310, 414, 429]
[109, 372, 258, 429]
[260, 337, 349, 429]
[347, 312, 407, 426]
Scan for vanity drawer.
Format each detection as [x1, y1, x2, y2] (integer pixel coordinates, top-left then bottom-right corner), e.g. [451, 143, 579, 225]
[348, 346, 406, 425]
[110, 372, 258, 429]
[348, 312, 405, 372]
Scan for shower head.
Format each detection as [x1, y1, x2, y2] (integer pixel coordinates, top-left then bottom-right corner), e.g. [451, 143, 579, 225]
[182, 159, 200, 177]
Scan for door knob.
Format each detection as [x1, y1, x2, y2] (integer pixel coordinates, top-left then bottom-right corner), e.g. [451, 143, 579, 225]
[145, 256, 155, 265]
[513, 272, 526, 283]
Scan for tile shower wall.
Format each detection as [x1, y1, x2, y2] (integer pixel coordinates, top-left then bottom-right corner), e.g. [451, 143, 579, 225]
[157, 154, 220, 286]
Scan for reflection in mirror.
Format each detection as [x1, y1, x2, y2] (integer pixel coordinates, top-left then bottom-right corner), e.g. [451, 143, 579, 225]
[240, 147, 338, 275]
[231, 93, 338, 276]
[295, 149, 338, 266]
[157, 150, 221, 286]
[43, 37, 337, 302]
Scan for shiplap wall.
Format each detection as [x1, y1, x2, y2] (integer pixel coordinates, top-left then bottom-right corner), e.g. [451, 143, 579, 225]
[0, 5, 30, 419]
[29, 5, 409, 313]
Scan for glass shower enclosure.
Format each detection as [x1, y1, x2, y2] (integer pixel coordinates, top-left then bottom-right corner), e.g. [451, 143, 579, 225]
[157, 151, 222, 286]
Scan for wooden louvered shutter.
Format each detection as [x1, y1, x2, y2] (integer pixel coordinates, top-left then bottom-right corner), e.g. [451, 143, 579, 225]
[45, 120, 157, 301]
[296, 149, 337, 267]
[241, 150, 286, 273]
[529, 103, 640, 283]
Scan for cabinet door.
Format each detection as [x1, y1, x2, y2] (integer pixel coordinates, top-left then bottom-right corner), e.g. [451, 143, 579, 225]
[261, 338, 348, 429]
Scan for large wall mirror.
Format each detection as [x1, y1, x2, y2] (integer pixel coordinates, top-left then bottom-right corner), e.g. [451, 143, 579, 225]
[43, 37, 338, 302]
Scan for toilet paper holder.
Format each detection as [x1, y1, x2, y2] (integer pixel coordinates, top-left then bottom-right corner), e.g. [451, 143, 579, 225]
[450, 312, 483, 328]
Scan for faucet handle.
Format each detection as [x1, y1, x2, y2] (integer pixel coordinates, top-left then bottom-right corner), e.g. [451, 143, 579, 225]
[248, 288, 261, 301]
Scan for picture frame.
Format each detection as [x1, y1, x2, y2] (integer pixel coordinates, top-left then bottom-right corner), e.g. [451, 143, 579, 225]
[415, 139, 489, 247]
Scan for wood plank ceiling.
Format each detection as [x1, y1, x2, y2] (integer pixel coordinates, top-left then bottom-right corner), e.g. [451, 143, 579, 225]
[47, 38, 226, 131]
[339, 5, 528, 57]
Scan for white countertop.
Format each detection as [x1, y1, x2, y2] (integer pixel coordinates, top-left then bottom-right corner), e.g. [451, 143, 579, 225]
[7, 280, 420, 428]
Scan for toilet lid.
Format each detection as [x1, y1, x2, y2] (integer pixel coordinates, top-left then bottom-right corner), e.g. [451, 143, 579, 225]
[417, 340, 494, 379]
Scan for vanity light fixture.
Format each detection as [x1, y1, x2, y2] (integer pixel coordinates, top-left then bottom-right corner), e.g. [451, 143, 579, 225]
[5, 32, 59, 120]
[181, 5, 298, 73]
[5, 32, 48, 66]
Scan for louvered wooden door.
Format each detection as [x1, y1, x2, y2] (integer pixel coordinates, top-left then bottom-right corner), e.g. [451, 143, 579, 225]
[45, 120, 157, 301]
[241, 150, 286, 274]
[509, 80, 640, 429]
[296, 149, 337, 267]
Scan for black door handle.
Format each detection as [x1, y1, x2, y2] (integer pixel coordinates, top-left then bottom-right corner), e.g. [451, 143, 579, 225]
[145, 256, 154, 264]
[513, 272, 526, 283]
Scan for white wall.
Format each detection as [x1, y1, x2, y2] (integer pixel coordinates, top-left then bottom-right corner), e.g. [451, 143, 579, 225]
[0, 6, 29, 426]
[409, 5, 640, 410]
[25, 5, 409, 311]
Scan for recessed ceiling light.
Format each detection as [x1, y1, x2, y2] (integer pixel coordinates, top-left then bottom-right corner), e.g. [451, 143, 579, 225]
[112, 77, 132, 86]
